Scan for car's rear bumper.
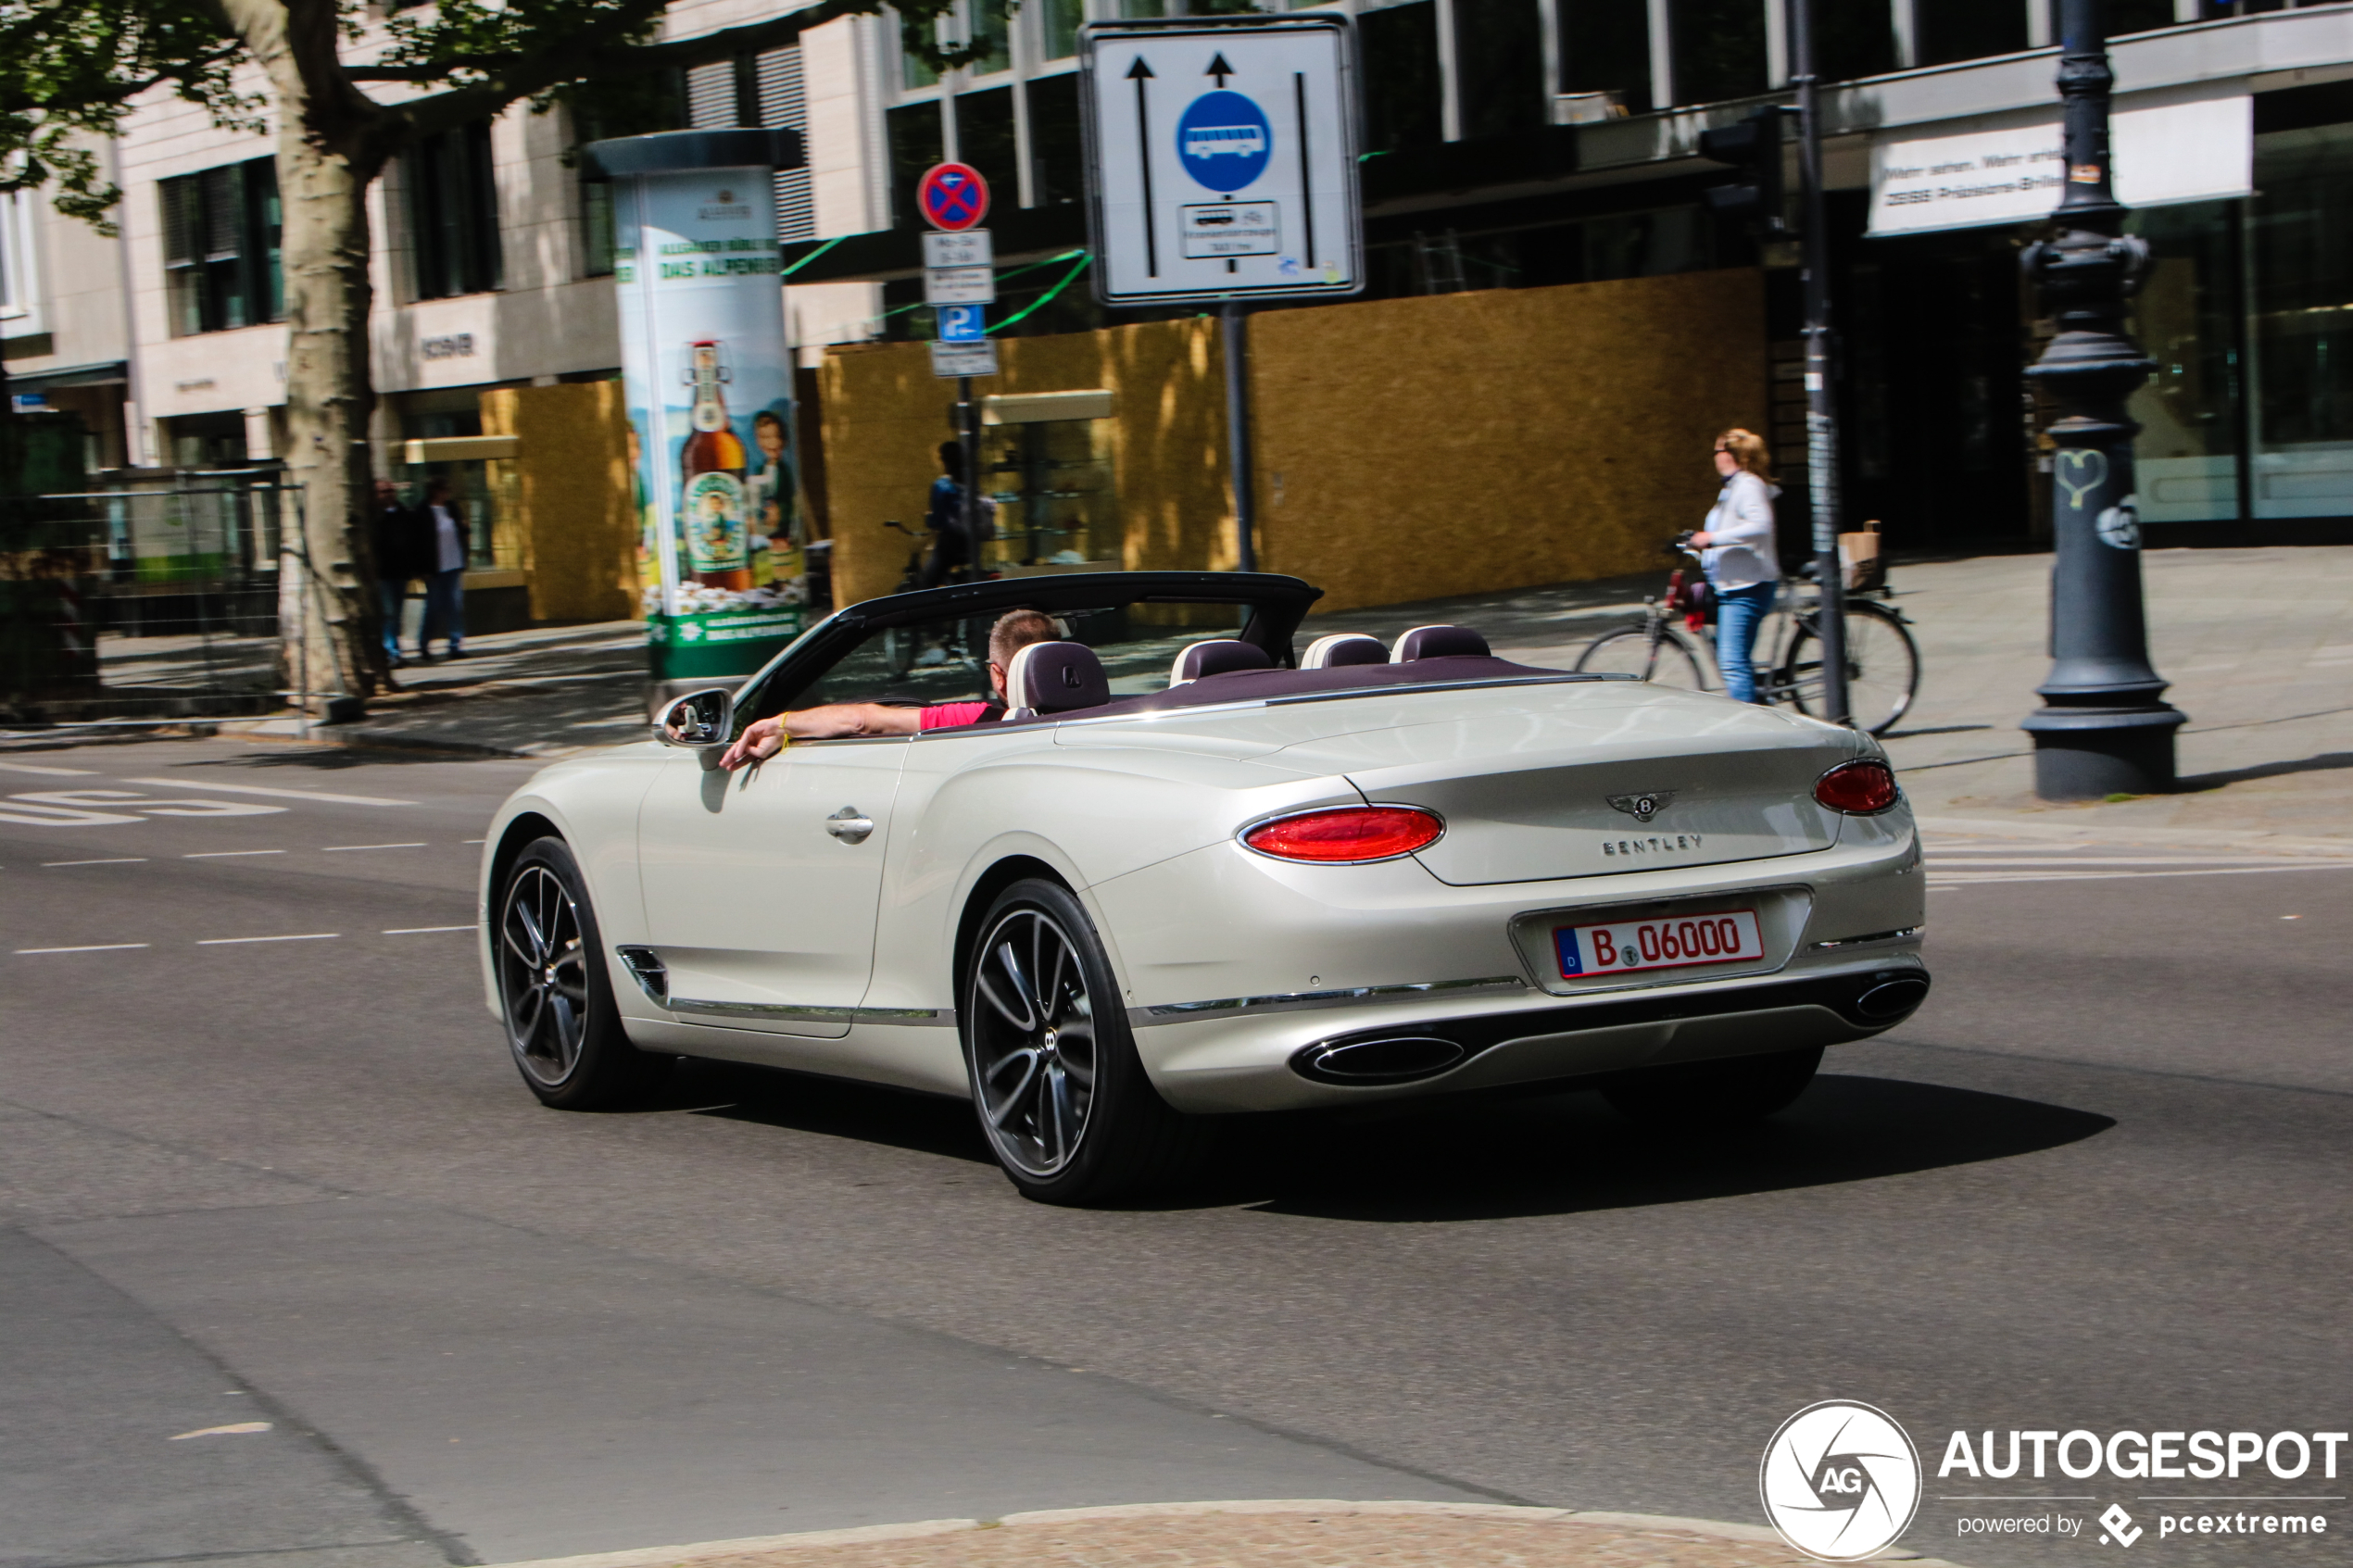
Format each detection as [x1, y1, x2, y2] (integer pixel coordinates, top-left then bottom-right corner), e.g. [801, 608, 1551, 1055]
[1126, 950, 1926, 1112]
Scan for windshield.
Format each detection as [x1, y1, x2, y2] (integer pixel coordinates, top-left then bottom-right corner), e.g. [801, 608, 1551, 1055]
[737, 598, 1252, 728]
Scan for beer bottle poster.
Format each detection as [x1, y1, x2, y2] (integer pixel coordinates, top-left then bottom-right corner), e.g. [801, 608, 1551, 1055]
[611, 164, 801, 680]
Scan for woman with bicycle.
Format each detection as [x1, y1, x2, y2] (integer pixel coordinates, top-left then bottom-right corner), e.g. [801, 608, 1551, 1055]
[1688, 429, 1780, 704]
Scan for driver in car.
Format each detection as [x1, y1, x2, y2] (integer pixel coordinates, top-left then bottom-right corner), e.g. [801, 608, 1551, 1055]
[719, 608, 1061, 770]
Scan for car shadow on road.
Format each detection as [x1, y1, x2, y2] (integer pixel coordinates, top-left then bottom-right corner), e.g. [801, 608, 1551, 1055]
[668, 1060, 2112, 1218]
[1210, 1073, 2113, 1223]
[677, 1058, 999, 1165]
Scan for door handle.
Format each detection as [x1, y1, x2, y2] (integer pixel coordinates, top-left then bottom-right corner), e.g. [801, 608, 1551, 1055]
[825, 806, 875, 845]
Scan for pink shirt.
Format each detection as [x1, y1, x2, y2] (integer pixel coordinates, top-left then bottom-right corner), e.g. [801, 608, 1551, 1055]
[919, 701, 995, 731]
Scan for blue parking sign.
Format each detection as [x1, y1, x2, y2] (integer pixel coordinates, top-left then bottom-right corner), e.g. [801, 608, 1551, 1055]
[937, 303, 988, 342]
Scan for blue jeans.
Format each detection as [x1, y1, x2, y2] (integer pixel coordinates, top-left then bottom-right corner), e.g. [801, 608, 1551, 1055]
[421, 568, 465, 654]
[377, 579, 408, 658]
[1714, 580, 1776, 703]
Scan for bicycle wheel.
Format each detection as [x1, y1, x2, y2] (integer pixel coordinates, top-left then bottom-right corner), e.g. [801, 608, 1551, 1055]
[1573, 624, 1706, 689]
[1778, 601, 1920, 735]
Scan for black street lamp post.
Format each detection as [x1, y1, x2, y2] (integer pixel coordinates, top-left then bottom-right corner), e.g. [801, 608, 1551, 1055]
[2020, 0, 2185, 798]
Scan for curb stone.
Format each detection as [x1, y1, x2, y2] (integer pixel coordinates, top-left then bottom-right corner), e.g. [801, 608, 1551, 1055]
[1916, 813, 2353, 857]
[472, 1501, 1977, 1568]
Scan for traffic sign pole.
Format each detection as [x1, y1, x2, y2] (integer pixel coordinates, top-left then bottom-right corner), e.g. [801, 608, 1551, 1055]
[1222, 302, 1256, 574]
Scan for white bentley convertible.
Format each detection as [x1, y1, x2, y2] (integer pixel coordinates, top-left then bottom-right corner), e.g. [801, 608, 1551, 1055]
[479, 571, 1928, 1204]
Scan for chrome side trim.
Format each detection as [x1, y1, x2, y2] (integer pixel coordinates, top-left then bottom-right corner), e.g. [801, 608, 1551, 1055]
[1131, 974, 1528, 1027]
[1809, 926, 1923, 950]
[665, 997, 857, 1022]
[615, 948, 956, 1026]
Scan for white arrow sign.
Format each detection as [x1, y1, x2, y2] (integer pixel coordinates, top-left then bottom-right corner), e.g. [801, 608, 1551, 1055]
[1080, 17, 1362, 306]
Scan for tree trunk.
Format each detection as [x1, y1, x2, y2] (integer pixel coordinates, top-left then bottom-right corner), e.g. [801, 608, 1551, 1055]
[224, 0, 389, 713]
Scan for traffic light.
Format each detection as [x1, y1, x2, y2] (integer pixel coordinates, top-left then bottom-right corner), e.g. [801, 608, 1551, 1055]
[1698, 107, 1790, 235]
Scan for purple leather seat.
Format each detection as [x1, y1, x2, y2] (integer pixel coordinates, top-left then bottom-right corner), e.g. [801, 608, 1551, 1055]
[1302, 633, 1387, 670]
[1390, 624, 1491, 661]
[1168, 638, 1273, 685]
[1005, 640, 1111, 720]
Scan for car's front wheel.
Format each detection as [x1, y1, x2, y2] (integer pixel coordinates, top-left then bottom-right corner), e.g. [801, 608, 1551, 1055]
[1601, 1046, 1823, 1129]
[962, 878, 1209, 1204]
[496, 836, 671, 1110]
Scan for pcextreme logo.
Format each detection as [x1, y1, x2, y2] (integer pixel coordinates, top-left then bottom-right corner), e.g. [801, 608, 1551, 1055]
[1761, 1400, 1924, 1561]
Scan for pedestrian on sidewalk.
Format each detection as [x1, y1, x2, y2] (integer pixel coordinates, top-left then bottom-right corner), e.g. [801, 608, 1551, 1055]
[1690, 428, 1780, 703]
[371, 479, 425, 669]
[419, 476, 469, 662]
[918, 441, 973, 591]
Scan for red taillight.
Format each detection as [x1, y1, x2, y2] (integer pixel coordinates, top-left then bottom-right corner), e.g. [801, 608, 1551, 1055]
[1815, 759, 1901, 814]
[1242, 806, 1445, 863]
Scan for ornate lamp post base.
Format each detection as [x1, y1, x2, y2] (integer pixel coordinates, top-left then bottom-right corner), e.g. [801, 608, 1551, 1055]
[2024, 707, 2185, 799]
[2020, 0, 2186, 801]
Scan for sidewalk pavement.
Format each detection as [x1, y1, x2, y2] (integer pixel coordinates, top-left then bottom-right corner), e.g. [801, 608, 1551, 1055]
[147, 544, 2350, 850]
[477, 1501, 1969, 1568]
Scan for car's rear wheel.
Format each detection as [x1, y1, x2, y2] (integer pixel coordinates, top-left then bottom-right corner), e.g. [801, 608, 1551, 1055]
[1601, 1046, 1823, 1129]
[497, 837, 671, 1110]
[962, 878, 1209, 1205]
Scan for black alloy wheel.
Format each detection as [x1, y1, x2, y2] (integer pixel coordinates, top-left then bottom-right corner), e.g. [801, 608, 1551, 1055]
[962, 878, 1210, 1204]
[496, 837, 670, 1110]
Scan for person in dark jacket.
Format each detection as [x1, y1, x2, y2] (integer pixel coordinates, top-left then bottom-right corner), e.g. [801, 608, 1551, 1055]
[371, 480, 425, 668]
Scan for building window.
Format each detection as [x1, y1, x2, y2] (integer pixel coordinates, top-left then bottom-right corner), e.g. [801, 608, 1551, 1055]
[158, 157, 283, 337]
[968, 0, 1013, 76]
[1668, 0, 1767, 106]
[408, 121, 503, 300]
[1915, 0, 2025, 68]
[570, 72, 686, 279]
[1361, 2, 1444, 158]
[1453, 0, 1546, 141]
[1027, 74, 1086, 207]
[887, 100, 946, 229]
[958, 86, 1020, 206]
[1040, 0, 1083, 60]
[1564, 0, 1654, 116]
[1815, 0, 1897, 83]
[0, 191, 32, 325]
[2093, 0, 2179, 35]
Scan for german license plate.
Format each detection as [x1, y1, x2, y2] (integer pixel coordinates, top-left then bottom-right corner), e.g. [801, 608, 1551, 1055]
[1555, 909, 1763, 977]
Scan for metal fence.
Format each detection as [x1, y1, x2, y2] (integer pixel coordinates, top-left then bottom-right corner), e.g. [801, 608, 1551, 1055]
[2, 470, 298, 725]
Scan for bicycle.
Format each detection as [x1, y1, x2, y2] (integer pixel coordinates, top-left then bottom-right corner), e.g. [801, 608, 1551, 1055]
[1573, 539, 1921, 735]
[880, 519, 994, 680]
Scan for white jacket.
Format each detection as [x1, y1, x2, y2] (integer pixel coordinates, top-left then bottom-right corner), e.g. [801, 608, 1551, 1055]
[1702, 470, 1780, 591]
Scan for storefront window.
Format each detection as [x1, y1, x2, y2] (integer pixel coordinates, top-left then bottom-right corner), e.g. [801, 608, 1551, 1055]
[2124, 201, 2245, 525]
[1564, 0, 1653, 116]
[2248, 122, 2353, 519]
[981, 417, 1115, 568]
[1668, 0, 1767, 107]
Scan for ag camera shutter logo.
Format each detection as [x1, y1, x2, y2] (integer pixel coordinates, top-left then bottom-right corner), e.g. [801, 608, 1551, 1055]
[1760, 1400, 1923, 1561]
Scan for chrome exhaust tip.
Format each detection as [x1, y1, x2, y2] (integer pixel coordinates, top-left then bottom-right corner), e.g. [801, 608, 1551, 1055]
[1290, 1035, 1467, 1085]
[1853, 972, 1931, 1022]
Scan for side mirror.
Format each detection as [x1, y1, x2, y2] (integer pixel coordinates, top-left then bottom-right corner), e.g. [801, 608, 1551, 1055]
[655, 687, 735, 749]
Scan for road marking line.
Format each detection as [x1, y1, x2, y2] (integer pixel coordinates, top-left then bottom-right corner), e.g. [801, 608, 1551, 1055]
[185, 849, 288, 858]
[1929, 864, 2353, 887]
[0, 760, 98, 776]
[17, 943, 151, 954]
[120, 778, 417, 807]
[384, 924, 478, 935]
[195, 933, 340, 945]
[322, 842, 427, 851]
[42, 858, 149, 867]
[170, 1422, 272, 1439]
[462, 838, 485, 845]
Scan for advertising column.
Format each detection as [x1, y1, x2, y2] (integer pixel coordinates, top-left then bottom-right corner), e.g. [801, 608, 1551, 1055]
[587, 129, 806, 687]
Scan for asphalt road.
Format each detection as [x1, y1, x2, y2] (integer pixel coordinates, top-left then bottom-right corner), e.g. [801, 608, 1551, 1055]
[2, 739, 2347, 1568]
